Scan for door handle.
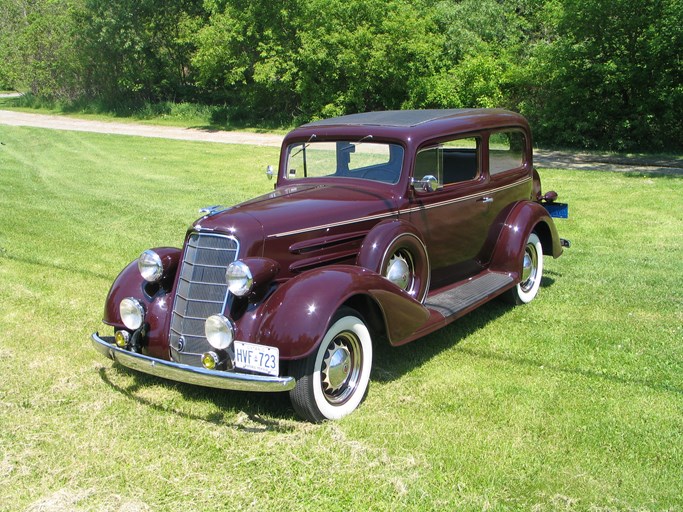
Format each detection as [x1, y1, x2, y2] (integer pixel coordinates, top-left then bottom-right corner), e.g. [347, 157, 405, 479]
[478, 196, 493, 203]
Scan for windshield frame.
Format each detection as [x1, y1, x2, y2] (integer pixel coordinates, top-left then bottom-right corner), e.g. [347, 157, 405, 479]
[282, 139, 405, 185]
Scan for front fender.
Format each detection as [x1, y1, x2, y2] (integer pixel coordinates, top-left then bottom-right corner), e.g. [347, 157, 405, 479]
[489, 201, 563, 276]
[103, 247, 180, 325]
[252, 265, 430, 360]
[102, 247, 180, 359]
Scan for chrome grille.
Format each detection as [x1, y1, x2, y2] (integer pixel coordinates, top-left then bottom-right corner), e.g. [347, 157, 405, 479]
[169, 232, 238, 358]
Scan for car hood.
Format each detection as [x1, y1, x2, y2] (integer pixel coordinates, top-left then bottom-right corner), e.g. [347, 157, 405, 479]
[194, 183, 398, 242]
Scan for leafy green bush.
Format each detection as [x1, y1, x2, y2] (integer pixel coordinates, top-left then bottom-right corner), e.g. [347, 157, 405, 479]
[2, 0, 681, 150]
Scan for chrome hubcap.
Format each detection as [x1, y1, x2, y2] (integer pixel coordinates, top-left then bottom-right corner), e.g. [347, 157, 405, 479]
[520, 243, 538, 292]
[324, 343, 351, 392]
[321, 332, 362, 404]
[386, 252, 411, 291]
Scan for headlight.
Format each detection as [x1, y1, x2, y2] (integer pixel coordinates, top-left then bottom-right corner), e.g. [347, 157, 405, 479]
[120, 297, 145, 330]
[205, 314, 235, 349]
[226, 260, 253, 297]
[138, 250, 163, 283]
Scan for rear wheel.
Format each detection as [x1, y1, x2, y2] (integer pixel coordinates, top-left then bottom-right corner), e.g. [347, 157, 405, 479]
[289, 307, 372, 422]
[503, 232, 544, 304]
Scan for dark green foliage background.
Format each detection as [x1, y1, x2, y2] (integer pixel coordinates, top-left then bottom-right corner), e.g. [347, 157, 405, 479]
[1, 0, 681, 150]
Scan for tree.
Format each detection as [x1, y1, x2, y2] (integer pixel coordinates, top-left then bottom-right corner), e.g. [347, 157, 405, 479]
[525, 0, 683, 150]
[79, 0, 206, 102]
[0, 0, 84, 98]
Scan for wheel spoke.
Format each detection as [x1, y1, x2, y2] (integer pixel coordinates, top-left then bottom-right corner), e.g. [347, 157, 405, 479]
[320, 332, 362, 404]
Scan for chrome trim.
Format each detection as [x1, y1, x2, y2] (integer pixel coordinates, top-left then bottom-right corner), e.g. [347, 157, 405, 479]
[402, 177, 531, 214]
[381, 232, 430, 303]
[138, 249, 163, 282]
[268, 177, 531, 239]
[91, 333, 296, 392]
[120, 297, 145, 330]
[198, 205, 228, 217]
[269, 211, 397, 238]
[169, 231, 240, 355]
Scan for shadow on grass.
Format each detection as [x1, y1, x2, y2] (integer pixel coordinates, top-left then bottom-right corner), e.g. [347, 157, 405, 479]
[98, 366, 299, 433]
[97, 281, 584, 427]
[372, 300, 515, 383]
[96, 301, 516, 428]
[622, 170, 683, 179]
[2, 251, 114, 281]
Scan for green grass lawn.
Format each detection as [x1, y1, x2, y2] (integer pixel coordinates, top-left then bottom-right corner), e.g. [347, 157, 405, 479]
[1, 125, 682, 511]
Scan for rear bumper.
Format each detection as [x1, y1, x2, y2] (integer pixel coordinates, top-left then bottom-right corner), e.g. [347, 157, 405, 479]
[91, 333, 296, 392]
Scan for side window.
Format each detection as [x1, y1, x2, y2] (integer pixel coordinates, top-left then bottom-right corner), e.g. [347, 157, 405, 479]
[414, 137, 479, 187]
[414, 146, 441, 184]
[489, 131, 526, 175]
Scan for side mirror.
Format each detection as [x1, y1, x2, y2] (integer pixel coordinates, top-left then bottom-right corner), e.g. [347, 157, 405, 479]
[266, 165, 274, 180]
[412, 175, 439, 193]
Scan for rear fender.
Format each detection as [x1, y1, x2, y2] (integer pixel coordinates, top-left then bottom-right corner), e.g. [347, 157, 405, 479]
[489, 201, 562, 277]
[253, 265, 430, 360]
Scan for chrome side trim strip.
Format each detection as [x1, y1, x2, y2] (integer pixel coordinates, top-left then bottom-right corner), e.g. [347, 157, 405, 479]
[268, 177, 530, 238]
[401, 177, 531, 214]
[269, 211, 398, 238]
[91, 333, 296, 392]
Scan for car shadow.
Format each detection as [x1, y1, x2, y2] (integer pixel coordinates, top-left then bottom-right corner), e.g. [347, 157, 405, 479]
[371, 299, 515, 383]
[98, 366, 299, 432]
[97, 283, 563, 427]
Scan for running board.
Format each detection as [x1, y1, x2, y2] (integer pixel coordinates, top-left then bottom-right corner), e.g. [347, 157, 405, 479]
[425, 271, 514, 318]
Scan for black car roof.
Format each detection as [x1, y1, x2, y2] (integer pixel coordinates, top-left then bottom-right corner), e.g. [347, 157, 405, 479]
[303, 109, 489, 128]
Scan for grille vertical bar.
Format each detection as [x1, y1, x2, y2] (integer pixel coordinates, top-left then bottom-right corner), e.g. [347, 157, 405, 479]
[169, 232, 239, 358]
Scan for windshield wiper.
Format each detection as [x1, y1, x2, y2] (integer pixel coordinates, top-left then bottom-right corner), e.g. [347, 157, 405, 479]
[290, 134, 317, 178]
[338, 134, 373, 153]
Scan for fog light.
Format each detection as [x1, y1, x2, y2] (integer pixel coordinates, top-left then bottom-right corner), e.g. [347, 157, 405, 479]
[201, 351, 220, 370]
[115, 330, 130, 348]
[205, 314, 235, 350]
[120, 297, 145, 330]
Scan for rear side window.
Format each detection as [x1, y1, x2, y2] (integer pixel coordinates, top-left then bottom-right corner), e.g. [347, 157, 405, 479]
[414, 137, 480, 187]
[489, 131, 526, 175]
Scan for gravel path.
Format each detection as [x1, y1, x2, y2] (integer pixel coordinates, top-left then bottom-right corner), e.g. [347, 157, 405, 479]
[0, 109, 283, 147]
[1, 109, 681, 174]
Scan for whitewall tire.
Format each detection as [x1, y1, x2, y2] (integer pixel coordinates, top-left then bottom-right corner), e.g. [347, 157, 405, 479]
[290, 308, 373, 422]
[504, 232, 544, 305]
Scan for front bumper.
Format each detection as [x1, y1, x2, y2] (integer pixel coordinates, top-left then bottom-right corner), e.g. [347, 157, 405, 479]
[91, 333, 296, 392]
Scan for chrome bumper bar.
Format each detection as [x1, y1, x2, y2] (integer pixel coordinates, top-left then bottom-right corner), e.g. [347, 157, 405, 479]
[91, 333, 296, 392]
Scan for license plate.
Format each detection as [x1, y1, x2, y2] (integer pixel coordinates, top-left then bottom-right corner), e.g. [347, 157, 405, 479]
[233, 341, 279, 377]
[543, 202, 569, 219]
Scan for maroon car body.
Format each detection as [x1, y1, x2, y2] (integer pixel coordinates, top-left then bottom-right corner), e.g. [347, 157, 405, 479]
[92, 109, 568, 422]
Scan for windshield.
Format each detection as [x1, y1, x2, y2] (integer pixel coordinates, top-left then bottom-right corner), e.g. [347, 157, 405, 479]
[285, 141, 403, 184]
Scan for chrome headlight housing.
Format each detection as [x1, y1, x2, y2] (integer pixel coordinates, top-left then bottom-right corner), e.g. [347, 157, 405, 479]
[226, 260, 254, 297]
[120, 297, 145, 330]
[138, 250, 163, 283]
[205, 314, 235, 350]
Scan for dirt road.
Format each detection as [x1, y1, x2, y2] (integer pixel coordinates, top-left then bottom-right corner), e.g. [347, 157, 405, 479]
[1, 109, 681, 175]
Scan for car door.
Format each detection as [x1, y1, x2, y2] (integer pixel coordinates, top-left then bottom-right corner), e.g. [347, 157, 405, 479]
[406, 135, 492, 288]
[478, 129, 534, 264]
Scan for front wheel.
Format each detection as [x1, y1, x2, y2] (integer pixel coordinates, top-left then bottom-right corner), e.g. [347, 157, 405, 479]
[503, 232, 544, 305]
[289, 308, 372, 422]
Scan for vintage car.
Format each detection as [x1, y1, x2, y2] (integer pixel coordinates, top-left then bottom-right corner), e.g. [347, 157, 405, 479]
[92, 109, 569, 422]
